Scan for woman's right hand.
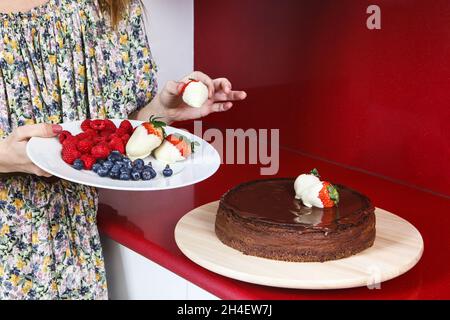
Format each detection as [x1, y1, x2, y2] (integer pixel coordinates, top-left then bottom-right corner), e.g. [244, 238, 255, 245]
[0, 123, 62, 177]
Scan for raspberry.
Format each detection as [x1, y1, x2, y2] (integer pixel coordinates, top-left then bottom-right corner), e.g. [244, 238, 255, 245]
[80, 154, 96, 170]
[77, 139, 94, 154]
[93, 136, 107, 145]
[106, 133, 120, 142]
[116, 127, 128, 137]
[108, 137, 125, 154]
[100, 129, 116, 138]
[90, 119, 106, 130]
[62, 136, 79, 147]
[76, 132, 92, 141]
[58, 131, 72, 144]
[91, 144, 111, 159]
[119, 120, 133, 135]
[104, 119, 117, 131]
[81, 119, 92, 132]
[120, 134, 130, 144]
[62, 144, 81, 165]
[84, 128, 97, 138]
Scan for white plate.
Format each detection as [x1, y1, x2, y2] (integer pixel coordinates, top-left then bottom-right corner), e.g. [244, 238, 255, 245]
[27, 119, 220, 191]
[175, 201, 424, 290]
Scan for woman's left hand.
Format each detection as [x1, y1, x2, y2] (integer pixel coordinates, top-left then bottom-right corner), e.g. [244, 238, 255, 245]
[156, 71, 247, 123]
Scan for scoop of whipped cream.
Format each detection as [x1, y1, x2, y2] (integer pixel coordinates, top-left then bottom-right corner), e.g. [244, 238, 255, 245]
[182, 80, 209, 108]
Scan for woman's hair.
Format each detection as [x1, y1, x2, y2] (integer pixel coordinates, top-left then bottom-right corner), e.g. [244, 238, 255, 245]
[99, 0, 132, 28]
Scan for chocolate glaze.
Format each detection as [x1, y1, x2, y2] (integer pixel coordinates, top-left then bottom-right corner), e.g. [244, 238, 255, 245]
[222, 178, 373, 231]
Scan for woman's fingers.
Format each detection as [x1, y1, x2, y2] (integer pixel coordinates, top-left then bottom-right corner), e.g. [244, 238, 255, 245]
[31, 166, 52, 177]
[210, 101, 233, 113]
[213, 90, 247, 102]
[213, 78, 232, 94]
[13, 123, 62, 141]
[165, 80, 184, 96]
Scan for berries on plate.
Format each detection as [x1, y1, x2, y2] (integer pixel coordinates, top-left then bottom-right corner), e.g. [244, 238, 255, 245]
[61, 144, 81, 165]
[72, 159, 84, 170]
[163, 164, 173, 177]
[57, 119, 178, 182]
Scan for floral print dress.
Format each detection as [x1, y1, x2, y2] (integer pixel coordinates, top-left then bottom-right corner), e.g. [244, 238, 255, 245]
[0, 0, 157, 299]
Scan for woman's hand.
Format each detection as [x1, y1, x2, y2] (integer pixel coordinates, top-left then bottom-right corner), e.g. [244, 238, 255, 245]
[0, 123, 62, 177]
[134, 71, 247, 124]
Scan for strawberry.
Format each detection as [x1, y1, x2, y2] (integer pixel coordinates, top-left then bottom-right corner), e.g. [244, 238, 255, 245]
[80, 154, 96, 170]
[165, 133, 199, 157]
[77, 139, 94, 154]
[61, 144, 81, 165]
[90, 119, 106, 131]
[81, 119, 92, 132]
[109, 137, 125, 154]
[141, 115, 166, 140]
[91, 144, 111, 159]
[104, 119, 117, 131]
[178, 78, 199, 96]
[119, 119, 133, 135]
[318, 182, 339, 208]
[58, 130, 72, 144]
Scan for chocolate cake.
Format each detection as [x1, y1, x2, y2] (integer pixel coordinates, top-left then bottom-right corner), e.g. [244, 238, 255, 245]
[215, 178, 376, 262]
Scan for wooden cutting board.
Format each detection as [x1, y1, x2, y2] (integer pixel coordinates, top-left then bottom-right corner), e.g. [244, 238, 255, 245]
[174, 201, 424, 290]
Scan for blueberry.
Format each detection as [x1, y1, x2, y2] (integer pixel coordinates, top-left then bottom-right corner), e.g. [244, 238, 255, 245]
[141, 170, 153, 180]
[133, 159, 144, 169]
[112, 164, 122, 172]
[103, 160, 114, 170]
[163, 165, 173, 177]
[97, 167, 109, 177]
[149, 167, 157, 178]
[92, 163, 101, 173]
[72, 159, 84, 170]
[124, 162, 133, 170]
[120, 167, 131, 175]
[123, 158, 132, 164]
[115, 161, 124, 168]
[143, 165, 152, 171]
[131, 170, 141, 181]
[119, 172, 131, 181]
[108, 151, 122, 162]
[97, 159, 105, 165]
[109, 170, 120, 179]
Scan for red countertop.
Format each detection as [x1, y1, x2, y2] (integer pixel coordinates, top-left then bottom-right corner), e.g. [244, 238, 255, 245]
[97, 146, 450, 300]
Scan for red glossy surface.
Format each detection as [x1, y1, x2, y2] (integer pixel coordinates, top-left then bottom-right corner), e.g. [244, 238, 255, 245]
[194, 0, 450, 197]
[97, 145, 450, 299]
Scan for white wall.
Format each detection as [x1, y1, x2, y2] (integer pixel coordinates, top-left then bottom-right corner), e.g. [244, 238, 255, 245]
[142, 0, 194, 90]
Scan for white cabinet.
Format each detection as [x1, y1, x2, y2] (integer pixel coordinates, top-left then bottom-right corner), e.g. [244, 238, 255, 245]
[101, 235, 218, 300]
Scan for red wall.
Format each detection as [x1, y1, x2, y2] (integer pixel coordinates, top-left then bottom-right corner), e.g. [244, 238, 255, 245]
[194, 0, 450, 197]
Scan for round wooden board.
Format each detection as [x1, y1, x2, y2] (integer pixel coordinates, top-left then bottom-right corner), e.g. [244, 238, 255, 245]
[174, 201, 424, 290]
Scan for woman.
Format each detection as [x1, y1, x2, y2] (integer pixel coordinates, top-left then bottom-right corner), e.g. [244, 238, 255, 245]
[0, 0, 246, 299]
